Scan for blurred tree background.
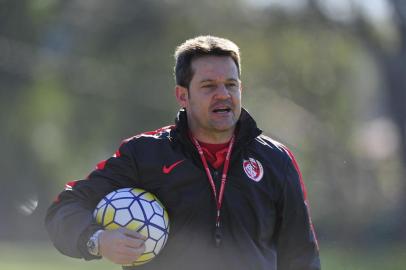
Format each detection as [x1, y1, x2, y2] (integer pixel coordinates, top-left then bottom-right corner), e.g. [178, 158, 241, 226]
[1, 0, 405, 269]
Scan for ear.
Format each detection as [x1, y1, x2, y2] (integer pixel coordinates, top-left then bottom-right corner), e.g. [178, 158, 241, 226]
[175, 85, 189, 108]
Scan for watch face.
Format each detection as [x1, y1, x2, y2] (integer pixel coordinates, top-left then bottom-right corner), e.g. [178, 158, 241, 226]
[87, 230, 103, 256]
[87, 239, 97, 255]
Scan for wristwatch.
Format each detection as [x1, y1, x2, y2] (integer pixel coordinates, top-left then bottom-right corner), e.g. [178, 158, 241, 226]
[86, 229, 104, 256]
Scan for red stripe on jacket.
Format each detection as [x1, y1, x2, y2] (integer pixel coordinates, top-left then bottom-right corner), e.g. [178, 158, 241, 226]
[282, 146, 319, 250]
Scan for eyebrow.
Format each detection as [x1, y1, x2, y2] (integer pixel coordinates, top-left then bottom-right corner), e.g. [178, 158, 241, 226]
[199, 78, 239, 84]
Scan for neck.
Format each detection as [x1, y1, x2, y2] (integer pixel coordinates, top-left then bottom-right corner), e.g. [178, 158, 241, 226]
[189, 128, 234, 144]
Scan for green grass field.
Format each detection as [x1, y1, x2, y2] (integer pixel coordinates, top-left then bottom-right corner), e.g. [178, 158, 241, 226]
[321, 243, 405, 270]
[0, 242, 404, 270]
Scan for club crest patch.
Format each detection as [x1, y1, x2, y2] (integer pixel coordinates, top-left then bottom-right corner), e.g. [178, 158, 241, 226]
[243, 158, 264, 182]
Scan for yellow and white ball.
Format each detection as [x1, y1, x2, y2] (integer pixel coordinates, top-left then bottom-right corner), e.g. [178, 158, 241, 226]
[93, 188, 170, 266]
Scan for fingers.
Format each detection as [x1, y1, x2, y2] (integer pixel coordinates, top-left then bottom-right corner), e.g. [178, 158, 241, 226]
[116, 244, 146, 258]
[119, 227, 148, 240]
[99, 228, 147, 265]
[110, 245, 146, 265]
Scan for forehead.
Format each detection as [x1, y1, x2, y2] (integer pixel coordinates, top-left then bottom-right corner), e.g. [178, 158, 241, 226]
[190, 56, 239, 81]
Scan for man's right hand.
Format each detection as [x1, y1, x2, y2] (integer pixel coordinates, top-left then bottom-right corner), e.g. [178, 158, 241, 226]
[99, 228, 147, 265]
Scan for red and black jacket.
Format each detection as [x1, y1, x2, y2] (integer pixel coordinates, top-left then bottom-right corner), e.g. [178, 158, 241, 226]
[45, 108, 321, 270]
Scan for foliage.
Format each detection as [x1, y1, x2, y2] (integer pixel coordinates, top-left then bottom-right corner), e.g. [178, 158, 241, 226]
[0, 0, 404, 253]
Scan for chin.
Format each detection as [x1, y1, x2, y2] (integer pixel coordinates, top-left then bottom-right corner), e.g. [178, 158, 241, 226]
[212, 123, 237, 132]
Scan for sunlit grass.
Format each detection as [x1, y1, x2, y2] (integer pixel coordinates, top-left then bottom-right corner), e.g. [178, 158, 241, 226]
[0, 242, 404, 270]
[0, 242, 115, 270]
[321, 243, 405, 270]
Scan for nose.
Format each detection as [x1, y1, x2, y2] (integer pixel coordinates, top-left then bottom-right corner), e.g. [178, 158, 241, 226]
[214, 84, 231, 99]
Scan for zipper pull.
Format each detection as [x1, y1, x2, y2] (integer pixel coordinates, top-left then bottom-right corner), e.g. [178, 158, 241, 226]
[214, 225, 222, 247]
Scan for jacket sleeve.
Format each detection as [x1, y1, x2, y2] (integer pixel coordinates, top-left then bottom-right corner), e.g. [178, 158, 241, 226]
[276, 149, 321, 270]
[45, 140, 139, 260]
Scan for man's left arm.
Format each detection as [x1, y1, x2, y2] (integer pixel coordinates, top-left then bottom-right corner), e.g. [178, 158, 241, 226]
[276, 149, 321, 270]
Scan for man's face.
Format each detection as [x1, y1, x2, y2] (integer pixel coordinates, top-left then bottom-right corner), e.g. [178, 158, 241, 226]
[176, 55, 242, 142]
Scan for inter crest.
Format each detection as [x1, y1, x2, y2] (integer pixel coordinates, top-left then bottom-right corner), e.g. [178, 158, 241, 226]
[242, 158, 264, 182]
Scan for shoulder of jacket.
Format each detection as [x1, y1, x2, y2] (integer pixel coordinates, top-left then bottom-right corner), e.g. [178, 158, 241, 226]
[255, 134, 303, 172]
[254, 134, 287, 153]
[254, 134, 298, 163]
[121, 125, 175, 144]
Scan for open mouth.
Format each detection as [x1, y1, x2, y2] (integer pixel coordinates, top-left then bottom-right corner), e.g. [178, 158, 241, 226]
[212, 108, 231, 113]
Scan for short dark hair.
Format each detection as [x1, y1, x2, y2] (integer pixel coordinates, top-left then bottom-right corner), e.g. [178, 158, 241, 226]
[174, 35, 241, 88]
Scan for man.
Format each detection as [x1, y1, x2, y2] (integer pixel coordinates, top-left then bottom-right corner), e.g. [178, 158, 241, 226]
[45, 35, 321, 270]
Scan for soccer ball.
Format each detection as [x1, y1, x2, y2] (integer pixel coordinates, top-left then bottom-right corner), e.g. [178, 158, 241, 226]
[93, 188, 170, 266]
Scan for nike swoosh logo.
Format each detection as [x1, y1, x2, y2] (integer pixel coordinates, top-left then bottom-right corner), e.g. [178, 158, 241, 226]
[163, 159, 185, 174]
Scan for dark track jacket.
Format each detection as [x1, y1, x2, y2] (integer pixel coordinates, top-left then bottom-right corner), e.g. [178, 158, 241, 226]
[45, 108, 321, 270]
